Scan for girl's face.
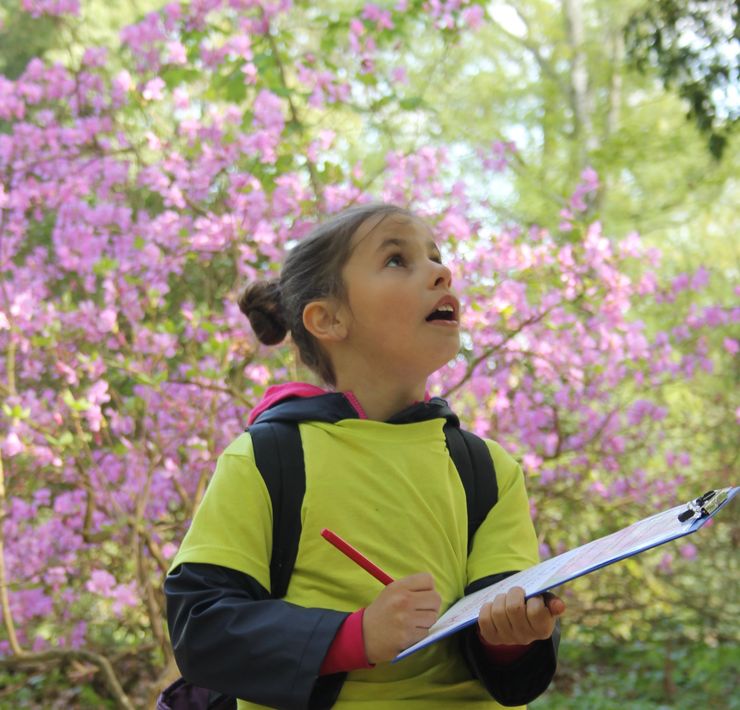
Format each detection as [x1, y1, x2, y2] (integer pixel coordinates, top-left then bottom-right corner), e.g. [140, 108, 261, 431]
[336, 212, 460, 382]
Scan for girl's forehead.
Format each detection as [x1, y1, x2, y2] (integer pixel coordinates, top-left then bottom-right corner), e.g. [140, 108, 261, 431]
[351, 212, 435, 251]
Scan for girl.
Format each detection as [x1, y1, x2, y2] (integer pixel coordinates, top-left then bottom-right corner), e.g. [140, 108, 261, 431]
[165, 203, 565, 709]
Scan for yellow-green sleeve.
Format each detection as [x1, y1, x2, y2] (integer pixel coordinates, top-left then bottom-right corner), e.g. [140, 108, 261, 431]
[169, 432, 273, 592]
[466, 440, 539, 584]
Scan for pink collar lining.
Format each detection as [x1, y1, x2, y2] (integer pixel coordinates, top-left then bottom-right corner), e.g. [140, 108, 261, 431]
[247, 381, 430, 425]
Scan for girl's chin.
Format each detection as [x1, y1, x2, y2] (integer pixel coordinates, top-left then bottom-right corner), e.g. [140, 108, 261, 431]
[428, 346, 462, 374]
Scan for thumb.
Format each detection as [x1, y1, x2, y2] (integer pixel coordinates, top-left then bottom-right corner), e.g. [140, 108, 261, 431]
[543, 592, 566, 617]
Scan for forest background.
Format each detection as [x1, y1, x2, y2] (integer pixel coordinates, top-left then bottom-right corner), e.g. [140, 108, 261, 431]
[0, 0, 738, 708]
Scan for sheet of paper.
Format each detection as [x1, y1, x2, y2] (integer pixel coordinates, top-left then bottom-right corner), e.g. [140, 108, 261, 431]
[394, 486, 738, 661]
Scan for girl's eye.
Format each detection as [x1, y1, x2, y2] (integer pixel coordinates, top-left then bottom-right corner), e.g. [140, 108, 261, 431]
[386, 253, 405, 267]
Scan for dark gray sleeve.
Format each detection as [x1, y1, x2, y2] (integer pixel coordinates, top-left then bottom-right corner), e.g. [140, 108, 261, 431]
[165, 562, 349, 710]
[458, 572, 560, 707]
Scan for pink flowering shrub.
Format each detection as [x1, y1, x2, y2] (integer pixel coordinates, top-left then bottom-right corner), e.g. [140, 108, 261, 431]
[0, 0, 736, 703]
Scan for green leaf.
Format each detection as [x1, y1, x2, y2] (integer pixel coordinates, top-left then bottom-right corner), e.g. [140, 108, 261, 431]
[9, 404, 31, 420]
[271, 85, 293, 99]
[399, 96, 424, 110]
[162, 66, 201, 89]
[112, 441, 129, 456]
[93, 256, 119, 275]
[224, 70, 247, 103]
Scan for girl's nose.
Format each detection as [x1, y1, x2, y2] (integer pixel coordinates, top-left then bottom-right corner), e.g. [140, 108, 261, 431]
[432, 261, 452, 289]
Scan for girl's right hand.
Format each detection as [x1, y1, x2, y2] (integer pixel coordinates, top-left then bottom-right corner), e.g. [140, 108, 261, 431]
[362, 573, 441, 664]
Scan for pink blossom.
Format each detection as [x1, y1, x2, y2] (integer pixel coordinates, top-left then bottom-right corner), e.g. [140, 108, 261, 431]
[461, 5, 485, 30]
[658, 553, 673, 573]
[363, 3, 395, 30]
[70, 621, 88, 649]
[438, 212, 472, 240]
[10, 291, 35, 320]
[637, 271, 658, 295]
[391, 66, 408, 84]
[619, 231, 642, 258]
[690, 266, 710, 290]
[569, 166, 600, 212]
[162, 542, 178, 559]
[142, 77, 166, 101]
[21, 0, 80, 18]
[86, 569, 116, 596]
[228, 35, 253, 61]
[241, 62, 258, 84]
[672, 273, 691, 293]
[244, 364, 271, 386]
[723, 338, 739, 356]
[3, 432, 25, 457]
[44, 566, 67, 588]
[702, 306, 726, 327]
[165, 41, 188, 65]
[590, 481, 609, 498]
[87, 381, 110, 407]
[253, 90, 285, 132]
[99, 308, 118, 333]
[82, 47, 108, 68]
[111, 582, 139, 616]
[481, 140, 516, 173]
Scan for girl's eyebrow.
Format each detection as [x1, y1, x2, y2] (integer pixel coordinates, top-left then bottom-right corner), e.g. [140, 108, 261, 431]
[376, 236, 442, 259]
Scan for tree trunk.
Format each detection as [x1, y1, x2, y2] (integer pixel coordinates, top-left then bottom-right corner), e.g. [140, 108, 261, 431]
[606, 26, 624, 139]
[563, 0, 597, 164]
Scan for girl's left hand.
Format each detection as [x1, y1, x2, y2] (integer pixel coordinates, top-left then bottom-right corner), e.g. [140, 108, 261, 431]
[477, 586, 565, 646]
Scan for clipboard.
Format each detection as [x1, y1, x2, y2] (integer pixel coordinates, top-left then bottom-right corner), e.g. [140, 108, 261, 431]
[394, 486, 738, 662]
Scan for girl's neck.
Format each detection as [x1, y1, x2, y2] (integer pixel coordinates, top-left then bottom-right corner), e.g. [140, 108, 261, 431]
[335, 376, 427, 422]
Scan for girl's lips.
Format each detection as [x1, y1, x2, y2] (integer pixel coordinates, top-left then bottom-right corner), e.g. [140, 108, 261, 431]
[426, 294, 460, 321]
[426, 317, 459, 328]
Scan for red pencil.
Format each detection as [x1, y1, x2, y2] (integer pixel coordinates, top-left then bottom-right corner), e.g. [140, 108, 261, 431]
[321, 528, 394, 586]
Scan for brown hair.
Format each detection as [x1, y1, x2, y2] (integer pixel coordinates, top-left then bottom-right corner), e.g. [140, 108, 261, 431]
[238, 203, 413, 386]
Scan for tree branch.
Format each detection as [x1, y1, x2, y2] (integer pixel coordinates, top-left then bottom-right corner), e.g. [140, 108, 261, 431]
[0, 649, 135, 710]
[0, 452, 23, 656]
[442, 305, 560, 398]
[263, 20, 323, 205]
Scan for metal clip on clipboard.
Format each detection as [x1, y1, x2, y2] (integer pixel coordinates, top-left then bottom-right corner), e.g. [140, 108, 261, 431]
[677, 489, 729, 523]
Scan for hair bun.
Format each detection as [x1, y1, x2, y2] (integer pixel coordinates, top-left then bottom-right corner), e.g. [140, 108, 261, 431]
[238, 280, 288, 345]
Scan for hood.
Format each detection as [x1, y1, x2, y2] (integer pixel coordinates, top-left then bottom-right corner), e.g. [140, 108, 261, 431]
[247, 382, 458, 428]
[247, 382, 331, 425]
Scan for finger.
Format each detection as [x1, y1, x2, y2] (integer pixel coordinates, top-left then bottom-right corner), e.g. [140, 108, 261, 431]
[525, 595, 554, 638]
[416, 606, 440, 616]
[503, 587, 527, 634]
[491, 593, 514, 642]
[413, 610, 440, 629]
[524, 593, 546, 634]
[415, 587, 441, 605]
[422, 590, 442, 614]
[402, 572, 436, 591]
[478, 602, 497, 641]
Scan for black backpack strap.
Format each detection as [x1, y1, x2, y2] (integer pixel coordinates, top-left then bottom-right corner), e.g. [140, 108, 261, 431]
[247, 421, 305, 599]
[444, 424, 498, 552]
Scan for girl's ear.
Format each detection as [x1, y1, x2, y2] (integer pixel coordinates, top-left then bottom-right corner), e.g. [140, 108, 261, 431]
[302, 299, 348, 343]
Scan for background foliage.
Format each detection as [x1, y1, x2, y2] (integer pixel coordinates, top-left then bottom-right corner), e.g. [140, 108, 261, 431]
[0, 0, 737, 707]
